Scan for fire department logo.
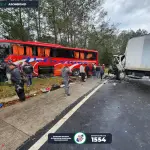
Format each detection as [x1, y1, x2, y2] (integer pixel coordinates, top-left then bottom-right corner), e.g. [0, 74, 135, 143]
[74, 132, 86, 144]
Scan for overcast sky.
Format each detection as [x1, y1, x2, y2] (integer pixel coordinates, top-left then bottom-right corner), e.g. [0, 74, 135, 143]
[103, 0, 150, 32]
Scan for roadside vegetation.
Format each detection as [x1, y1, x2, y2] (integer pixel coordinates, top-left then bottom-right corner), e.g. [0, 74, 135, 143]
[0, 77, 63, 99]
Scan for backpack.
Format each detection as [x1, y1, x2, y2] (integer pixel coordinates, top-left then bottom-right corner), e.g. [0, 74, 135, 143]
[23, 64, 33, 74]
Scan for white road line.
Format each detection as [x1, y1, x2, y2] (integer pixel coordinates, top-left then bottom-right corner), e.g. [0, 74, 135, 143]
[28, 80, 107, 150]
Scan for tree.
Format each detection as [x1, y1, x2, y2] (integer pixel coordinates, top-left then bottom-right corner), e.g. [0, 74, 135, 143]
[117, 29, 149, 54]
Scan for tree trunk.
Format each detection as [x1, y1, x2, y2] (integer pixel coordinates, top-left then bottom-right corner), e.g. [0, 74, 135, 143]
[52, 2, 57, 44]
[38, 7, 41, 40]
[34, 9, 39, 40]
[19, 8, 24, 40]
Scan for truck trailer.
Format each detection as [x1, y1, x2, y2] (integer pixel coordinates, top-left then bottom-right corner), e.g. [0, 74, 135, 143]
[112, 34, 150, 79]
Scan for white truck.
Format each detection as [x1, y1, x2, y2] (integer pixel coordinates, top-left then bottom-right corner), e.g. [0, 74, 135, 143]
[112, 34, 150, 79]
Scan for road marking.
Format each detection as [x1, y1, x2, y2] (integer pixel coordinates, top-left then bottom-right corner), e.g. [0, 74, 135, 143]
[28, 80, 107, 150]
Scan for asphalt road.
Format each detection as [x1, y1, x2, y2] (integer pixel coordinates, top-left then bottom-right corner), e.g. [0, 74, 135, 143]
[38, 78, 150, 150]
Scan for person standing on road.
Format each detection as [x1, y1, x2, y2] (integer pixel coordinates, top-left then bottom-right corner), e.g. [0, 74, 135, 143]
[92, 63, 96, 78]
[9, 63, 25, 101]
[80, 64, 86, 82]
[62, 66, 71, 96]
[96, 64, 100, 78]
[102, 64, 105, 73]
[85, 64, 90, 78]
[100, 65, 104, 80]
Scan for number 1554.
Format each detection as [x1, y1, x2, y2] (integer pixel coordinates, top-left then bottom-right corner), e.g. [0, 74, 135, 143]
[91, 137, 106, 143]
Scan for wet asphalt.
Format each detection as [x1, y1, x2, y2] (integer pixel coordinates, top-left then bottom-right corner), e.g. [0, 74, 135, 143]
[39, 78, 150, 150]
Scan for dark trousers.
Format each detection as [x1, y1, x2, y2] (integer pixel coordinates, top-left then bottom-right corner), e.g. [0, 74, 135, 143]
[15, 81, 25, 101]
[100, 73, 103, 80]
[85, 71, 89, 78]
[27, 76, 32, 86]
[81, 73, 85, 82]
[26, 74, 32, 86]
[0, 72, 6, 84]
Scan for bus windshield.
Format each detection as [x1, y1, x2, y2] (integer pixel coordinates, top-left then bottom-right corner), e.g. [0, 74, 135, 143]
[0, 43, 12, 59]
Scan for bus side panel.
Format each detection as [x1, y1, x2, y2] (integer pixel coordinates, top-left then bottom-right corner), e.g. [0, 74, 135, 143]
[53, 58, 97, 76]
[5, 55, 98, 77]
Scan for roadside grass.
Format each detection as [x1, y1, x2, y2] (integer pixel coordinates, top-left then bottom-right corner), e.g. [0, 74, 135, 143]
[0, 77, 63, 99]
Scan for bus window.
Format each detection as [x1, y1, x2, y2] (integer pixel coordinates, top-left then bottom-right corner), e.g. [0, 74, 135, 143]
[51, 48, 74, 58]
[0, 43, 11, 58]
[26, 46, 33, 56]
[45, 48, 50, 57]
[12, 44, 18, 55]
[86, 53, 93, 60]
[69, 50, 74, 58]
[51, 48, 57, 57]
[80, 52, 85, 59]
[38, 47, 44, 57]
[74, 51, 79, 59]
[18, 45, 24, 55]
[12, 44, 25, 55]
[92, 52, 97, 60]
[85, 52, 97, 60]
[32, 46, 38, 56]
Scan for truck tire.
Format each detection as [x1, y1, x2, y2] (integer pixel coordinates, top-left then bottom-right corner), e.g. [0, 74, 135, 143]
[72, 68, 80, 76]
[116, 71, 126, 80]
[116, 71, 120, 80]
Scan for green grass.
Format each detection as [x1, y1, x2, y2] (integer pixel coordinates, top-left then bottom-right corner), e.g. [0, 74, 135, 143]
[0, 77, 63, 99]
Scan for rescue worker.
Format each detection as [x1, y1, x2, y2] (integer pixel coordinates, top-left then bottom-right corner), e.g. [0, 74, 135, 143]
[80, 64, 86, 82]
[62, 66, 71, 96]
[9, 63, 25, 101]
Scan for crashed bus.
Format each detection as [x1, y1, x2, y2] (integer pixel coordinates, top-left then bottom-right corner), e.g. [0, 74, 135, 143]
[0, 40, 98, 77]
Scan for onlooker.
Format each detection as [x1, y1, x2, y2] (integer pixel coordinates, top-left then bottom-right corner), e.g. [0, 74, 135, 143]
[22, 60, 33, 87]
[85, 64, 90, 78]
[80, 64, 86, 82]
[96, 64, 100, 78]
[100, 65, 104, 80]
[102, 64, 105, 73]
[9, 64, 25, 101]
[92, 63, 96, 78]
[62, 66, 71, 96]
